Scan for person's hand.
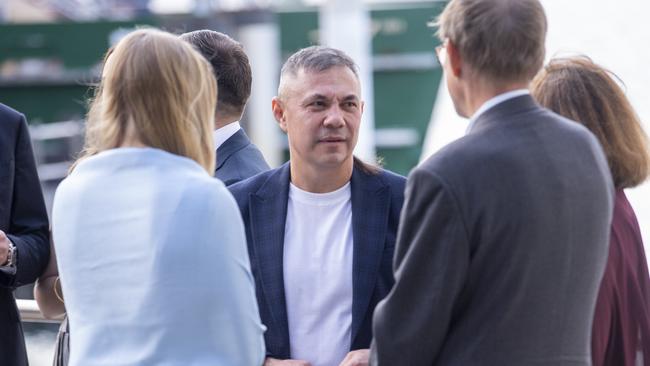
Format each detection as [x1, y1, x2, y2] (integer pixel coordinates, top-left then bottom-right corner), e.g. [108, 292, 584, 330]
[264, 357, 312, 366]
[338, 349, 369, 366]
[0, 230, 10, 265]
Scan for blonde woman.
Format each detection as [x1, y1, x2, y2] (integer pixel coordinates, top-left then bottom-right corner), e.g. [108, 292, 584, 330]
[49, 28, 265, 365]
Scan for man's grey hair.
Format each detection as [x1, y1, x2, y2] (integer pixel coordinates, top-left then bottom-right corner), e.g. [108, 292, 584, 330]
[278, 46, 359, 97]
[433, 0, 547, 83]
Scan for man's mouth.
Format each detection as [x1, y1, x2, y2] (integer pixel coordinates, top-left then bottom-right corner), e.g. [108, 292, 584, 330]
[320, 136, 346, 143]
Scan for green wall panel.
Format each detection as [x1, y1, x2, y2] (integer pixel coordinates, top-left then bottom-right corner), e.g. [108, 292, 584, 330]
[0, 19, 156, 123]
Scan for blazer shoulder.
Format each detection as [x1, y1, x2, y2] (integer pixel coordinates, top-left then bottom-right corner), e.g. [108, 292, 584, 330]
[0, 103, 23, 122]
[230, 146, 269, 175]
[377, 168, 406, 196]
[239, 143, 270, 167]
[0, 103, 26, 132]
[228, 167, 279, 202]
[367, 168, 406, 214]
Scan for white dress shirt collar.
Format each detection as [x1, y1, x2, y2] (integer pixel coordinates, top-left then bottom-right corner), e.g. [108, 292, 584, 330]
[466, 89, 530, 134]
[213, 121, 241, 150]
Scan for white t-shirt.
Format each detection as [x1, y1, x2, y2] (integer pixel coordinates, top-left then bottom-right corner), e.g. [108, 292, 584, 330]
[283, 182, 354, 366]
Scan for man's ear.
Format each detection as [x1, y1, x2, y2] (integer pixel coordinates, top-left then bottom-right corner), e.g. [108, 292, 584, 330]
[272, 97, 288, 133]
[360, 100, 365, 115]
[447, 41, 463, 78]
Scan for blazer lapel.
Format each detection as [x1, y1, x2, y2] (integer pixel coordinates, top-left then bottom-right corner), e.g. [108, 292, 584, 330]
[350, 166, 390, 346]
[249, 163, 291, 350]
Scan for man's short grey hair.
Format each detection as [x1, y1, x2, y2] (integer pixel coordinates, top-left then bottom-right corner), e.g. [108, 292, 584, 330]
[278, 46, 359, 97]
[434, 0, 547, 83]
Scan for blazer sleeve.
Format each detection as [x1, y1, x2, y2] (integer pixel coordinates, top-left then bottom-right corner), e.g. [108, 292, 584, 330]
[370, 168, 470, 365]
[0, 113, 50, 288]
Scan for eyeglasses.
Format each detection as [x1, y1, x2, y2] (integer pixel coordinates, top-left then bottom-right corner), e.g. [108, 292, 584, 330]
[435, 39, 448, 66]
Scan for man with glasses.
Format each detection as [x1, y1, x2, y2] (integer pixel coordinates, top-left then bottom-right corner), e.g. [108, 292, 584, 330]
[371, 0, 614, 365]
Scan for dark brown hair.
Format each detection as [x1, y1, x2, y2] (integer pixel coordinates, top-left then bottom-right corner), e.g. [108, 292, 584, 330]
[531, 56, 650, 189]
[181, 30, 252, 119]
[433, 0, 547, 83]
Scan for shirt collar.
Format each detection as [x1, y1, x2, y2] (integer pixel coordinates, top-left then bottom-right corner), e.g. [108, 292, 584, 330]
[213, 121, 241, 150]
[466, 89, 530, 134]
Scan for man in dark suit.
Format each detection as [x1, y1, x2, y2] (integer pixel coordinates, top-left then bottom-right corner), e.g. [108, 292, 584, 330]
[181, 30, 269, 185]
[0, 103, 50, 366]
[371, 1, 614, 365]
[230, 46, 405, 366]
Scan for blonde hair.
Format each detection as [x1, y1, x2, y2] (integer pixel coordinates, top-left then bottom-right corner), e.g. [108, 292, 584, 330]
[531, 56, 650, 189]
[79, 28, 217, 173]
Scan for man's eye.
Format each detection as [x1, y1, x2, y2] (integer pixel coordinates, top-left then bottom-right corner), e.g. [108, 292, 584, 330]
[344, 102, 358, 108]
[309, 101, 326, 107]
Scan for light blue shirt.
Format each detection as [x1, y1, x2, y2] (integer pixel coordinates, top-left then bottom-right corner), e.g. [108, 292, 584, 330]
[53, 147, 265, 366]
[466, 89, 530, 134]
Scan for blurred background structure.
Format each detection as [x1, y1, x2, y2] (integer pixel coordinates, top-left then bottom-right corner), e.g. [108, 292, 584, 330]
[1, 0, 649, 364]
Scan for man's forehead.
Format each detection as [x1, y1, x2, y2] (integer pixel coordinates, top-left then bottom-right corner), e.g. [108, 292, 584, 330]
[282, 66, 361, 97]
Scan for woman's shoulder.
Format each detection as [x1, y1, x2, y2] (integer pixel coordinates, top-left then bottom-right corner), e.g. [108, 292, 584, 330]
[180, 171, 238, 210]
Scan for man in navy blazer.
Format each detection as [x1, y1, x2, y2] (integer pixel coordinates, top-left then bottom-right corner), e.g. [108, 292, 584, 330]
[229, 47, 405, 366]
[181, 30, 269, 185]
[0, 103, 50, 366]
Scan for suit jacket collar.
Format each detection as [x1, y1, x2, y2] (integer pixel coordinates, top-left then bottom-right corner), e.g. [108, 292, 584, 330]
[349, 165, 390, 344]
[249, 162, 292, 352]
[250, 162, 390, 352]
[216, 129, 251, 170]
[469, 94, 541, 135]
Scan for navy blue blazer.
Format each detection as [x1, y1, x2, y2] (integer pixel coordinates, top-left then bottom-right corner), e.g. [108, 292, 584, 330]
[0, 103, 50, 366]
[215, 128, 269, 186]
[229, 161, 405, 359]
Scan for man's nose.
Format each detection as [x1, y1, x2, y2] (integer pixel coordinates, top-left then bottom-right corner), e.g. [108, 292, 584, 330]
[323, 105, 345, 128]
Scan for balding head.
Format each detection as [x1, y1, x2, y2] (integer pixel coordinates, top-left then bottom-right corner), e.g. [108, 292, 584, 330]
[434, 0, 547, 83]
[278, 46, 359, 100]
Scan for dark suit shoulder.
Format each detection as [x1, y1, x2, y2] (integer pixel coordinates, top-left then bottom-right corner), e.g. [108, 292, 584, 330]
[216, 132, 270, 186]
[0, 103, 23, 121]
[377, 167, 406, 185]
[0, 103, 25, 132]
[218, 149, 268, 186]
[228, 167, 281, 203]
[419, 106, 601, 180]
[375, 168, 406, 201]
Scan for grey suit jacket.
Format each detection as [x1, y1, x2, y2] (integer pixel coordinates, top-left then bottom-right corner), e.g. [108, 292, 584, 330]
[371, 95, 614, 366]
[215, 129, 269, 186]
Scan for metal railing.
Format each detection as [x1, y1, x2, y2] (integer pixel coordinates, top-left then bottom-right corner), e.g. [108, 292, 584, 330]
[29, 119, 84, 182]
[17, 299, 61, 324]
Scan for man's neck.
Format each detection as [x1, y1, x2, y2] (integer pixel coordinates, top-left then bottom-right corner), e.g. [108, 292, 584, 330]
[215, 115, 241, 130]
[461, 79, 529, 118]
[289, 158, 354, 194]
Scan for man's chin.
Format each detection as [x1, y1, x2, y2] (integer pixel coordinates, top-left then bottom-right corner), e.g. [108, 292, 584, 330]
[314, 154, 352, 169]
